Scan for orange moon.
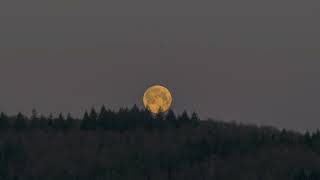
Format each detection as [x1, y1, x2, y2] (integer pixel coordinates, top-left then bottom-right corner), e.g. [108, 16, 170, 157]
[143, 85, 173, 114]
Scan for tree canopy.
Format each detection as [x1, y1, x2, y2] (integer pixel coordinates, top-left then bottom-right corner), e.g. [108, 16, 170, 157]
[0, 106, 318, 180]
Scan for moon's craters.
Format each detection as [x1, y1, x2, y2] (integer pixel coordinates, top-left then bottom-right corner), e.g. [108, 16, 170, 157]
[143, 85, 173, 114]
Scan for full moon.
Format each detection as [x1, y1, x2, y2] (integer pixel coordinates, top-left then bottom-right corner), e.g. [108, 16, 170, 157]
[143, 85, 173, 114]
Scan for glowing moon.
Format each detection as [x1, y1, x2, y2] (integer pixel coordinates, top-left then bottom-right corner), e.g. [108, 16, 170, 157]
[143, 85, 173, 114]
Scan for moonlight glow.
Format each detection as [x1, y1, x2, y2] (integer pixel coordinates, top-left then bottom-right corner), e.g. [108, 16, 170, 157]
[143, 85, 173, 114]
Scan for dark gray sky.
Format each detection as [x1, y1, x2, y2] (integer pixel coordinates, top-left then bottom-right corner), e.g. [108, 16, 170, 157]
[0, 0, 320, 131]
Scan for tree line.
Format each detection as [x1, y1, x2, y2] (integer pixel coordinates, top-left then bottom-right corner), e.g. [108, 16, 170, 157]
[0, 105, 319, 180]
[0, 105, 200, 132]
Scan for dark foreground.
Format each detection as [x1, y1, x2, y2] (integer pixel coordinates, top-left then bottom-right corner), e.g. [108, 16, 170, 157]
[0, 106, 319, 180]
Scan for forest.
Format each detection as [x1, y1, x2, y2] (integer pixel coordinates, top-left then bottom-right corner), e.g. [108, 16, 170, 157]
[0, 105, 319, 180]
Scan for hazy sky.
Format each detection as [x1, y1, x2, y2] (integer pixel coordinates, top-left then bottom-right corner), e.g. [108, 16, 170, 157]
[0, 0, 320, 131]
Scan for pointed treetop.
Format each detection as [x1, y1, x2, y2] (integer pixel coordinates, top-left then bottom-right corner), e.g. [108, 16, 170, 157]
[67, 113, 73, 120]
[191, 112, 200, 121]
[89, 108, 98, 119]
[181, 110, 189, 118]
[155, 107, 164, 121]
[0, 112, 7, 119]
[131, 104, 140, 113]
[83, 111, 89, 119]
[100, 105, 107, 113]
[166, 109, 176, 121]
[58, 113, 64, 120]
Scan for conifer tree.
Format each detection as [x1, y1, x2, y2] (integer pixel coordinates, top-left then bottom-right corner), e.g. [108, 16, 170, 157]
[97, 105, 108, 129]
[190, 112, 200, 127]
[80, 111, 94, 130]
[177, 110, 190, 127]
[143, 106, 154, 130]
[53, 113, 66, 130]
[31, 108, 38, 120]
[39, 115, 49, 129]
[89, 108, 98, 129]
[304, 131, 312, 147]
[13, 112, 27, 131]
[155, 107, 164, 121]
[30, 109, 40, 129]
[191, 112, 200, 121]
[0, 112, 9, 131]
[65, 113, 75, 130]
[178, 110, 190, 122]
[129, 104, 141, 129]
[165, 109, 176, 122]
[48, 113, 54, 128]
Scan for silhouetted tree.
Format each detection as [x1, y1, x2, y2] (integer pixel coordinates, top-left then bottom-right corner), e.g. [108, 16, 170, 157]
[190, 112, 200, 127]
[39, 115, 49, 129]
[80, 109, 98, 130]
[177, 110, 190, 127]
[129, 104, 142, 129]
[30, 109, 40, 129]
[143, 107, 154, 130]
[53, 113, 66, 131]
[65, 113, 75, 130]
[191, 112, 200, 122]
[304, 131, 312, 147]
[152, 108, 166, 129]
[97, 105, 108, 129]
[13, 112, 27, 131]
[89, 108, 98, 130]
[155, 108, 164, 121]
[89, 108, 98, 122]
[117, 107, 130, 131]
[165, 109, 176, 121]
[165, 109, 177, 128]
[80, 111, 90, 130]
[98, 106, 117, 130]
[178, 110, 190, 121]
[48, 113, 54, 128]
[0, 112, 9, 131]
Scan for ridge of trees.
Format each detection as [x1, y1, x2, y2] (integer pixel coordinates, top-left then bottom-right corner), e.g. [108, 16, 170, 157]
[0, 105, 200, 132]
[0, 105, 319, 179]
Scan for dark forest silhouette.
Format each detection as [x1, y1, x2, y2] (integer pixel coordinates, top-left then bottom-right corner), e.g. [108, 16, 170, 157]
[0, 105, 319, 180]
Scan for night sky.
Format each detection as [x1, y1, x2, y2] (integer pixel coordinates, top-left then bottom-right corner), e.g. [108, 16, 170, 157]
[0, 0, 319, 131]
